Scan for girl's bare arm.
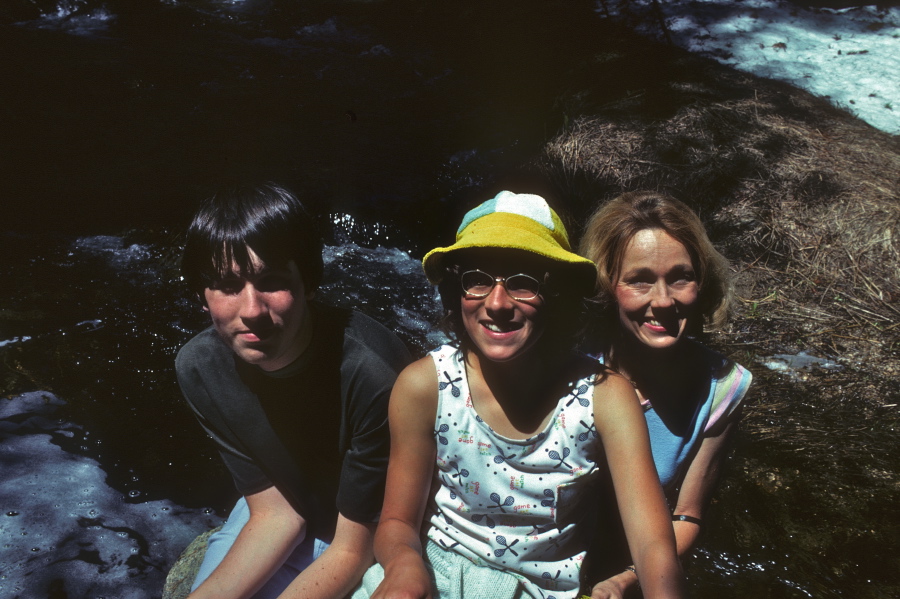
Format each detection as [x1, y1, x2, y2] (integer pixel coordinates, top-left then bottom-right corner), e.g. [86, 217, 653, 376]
[371, 358, 439, 599]
[593, 374, 685, 599]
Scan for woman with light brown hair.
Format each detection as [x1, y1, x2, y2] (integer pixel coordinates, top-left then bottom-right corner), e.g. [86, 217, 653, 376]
[579, 191, 752, 598]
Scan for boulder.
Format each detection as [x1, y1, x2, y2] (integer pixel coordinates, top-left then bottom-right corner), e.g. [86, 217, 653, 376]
[162, 527, 220, 599]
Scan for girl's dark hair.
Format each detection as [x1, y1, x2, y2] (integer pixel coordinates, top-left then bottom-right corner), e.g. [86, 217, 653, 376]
[181, 182, 323, 298]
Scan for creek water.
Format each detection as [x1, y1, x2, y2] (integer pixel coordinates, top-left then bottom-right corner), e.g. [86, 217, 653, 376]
[1, 1, 897, 597]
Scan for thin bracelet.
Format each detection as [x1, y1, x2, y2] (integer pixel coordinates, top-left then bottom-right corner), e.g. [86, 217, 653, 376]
[625, 565, 639, 588]
[672, 513, 702, 526]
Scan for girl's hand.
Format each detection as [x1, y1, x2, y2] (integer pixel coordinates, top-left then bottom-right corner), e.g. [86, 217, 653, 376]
[371, 553, 433, 599]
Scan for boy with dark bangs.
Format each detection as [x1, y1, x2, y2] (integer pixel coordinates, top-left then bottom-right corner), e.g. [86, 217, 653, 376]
[176, 182, 410, 598]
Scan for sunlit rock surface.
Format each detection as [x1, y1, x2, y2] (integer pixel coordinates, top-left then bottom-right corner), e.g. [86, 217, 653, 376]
[162, 527, 219, 599]
[0, 392, 222, 598]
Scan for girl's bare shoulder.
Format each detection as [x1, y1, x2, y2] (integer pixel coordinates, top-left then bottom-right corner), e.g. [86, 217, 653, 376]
[397, 354, 439, 384]
[391, 355, 440, 413]
[591, 368, 640, 410]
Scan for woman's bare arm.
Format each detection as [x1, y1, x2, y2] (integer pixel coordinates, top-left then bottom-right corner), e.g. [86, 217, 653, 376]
[670, 408, 742, 554]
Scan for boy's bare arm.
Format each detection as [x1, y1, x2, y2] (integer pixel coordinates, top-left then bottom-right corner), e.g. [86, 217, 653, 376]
[188, 485, 305, 599]
[279, 514, 376, 599]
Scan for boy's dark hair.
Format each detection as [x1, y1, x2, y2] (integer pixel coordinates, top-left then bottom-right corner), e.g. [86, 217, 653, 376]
[182, 182, 323, 298]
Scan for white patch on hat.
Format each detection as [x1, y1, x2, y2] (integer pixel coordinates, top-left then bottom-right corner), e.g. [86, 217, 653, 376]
[492, 190, 555, 229]
[456, 190, 557, 234]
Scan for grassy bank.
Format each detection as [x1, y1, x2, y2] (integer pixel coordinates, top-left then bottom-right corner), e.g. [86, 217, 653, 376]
[533, 24, 899, 597]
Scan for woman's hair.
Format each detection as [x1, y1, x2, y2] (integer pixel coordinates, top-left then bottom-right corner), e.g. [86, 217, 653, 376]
[579, 191, 732, 337]
[436, 250, 587, 356]
[181, 182, 323, 298]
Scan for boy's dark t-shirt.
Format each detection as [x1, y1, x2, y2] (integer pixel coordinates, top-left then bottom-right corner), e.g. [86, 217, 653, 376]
[175, 303, 411, 538]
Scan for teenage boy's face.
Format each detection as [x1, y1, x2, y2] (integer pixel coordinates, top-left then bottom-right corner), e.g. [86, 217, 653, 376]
[203, 248, 314, 371]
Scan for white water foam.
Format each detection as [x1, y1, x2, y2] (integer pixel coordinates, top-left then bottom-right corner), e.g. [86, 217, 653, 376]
[0, 336, 32, 348]
[25, 1, 115, 36]
[321, 238, 447, 351]
[73, 235, 153, 267]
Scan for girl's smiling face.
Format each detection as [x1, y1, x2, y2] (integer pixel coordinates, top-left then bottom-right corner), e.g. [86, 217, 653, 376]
[458, 250, 548, 363]
[614, 228, 700, 350]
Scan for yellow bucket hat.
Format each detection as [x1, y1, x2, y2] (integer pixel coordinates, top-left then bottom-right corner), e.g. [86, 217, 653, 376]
[422, 190, 596, 289]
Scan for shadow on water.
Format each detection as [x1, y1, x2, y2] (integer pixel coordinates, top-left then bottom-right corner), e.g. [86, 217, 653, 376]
[1, 1, 898, 597]
[691, 364, 900, 598]
[0, 0, 607, 243]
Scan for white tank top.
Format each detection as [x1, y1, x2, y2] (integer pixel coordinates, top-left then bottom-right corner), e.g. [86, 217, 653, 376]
[425, 345, 601, 598]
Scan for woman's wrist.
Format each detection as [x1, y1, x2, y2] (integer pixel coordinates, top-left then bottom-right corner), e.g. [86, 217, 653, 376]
[588, 570, 634, 599]
[599, 568, 638, 591]
[623, 565, 639, 588]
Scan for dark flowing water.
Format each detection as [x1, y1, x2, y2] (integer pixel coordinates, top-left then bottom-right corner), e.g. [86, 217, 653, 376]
[1, 1, 897, 598]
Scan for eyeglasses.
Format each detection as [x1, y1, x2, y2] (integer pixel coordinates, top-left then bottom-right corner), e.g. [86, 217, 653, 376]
[460, 269, 544, 301]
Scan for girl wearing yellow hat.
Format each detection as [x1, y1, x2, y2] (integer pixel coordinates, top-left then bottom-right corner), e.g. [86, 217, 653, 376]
[352, 191, 685, 599]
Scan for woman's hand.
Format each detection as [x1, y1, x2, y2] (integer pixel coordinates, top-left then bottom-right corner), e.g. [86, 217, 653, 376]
[590, 571, 634, 599]
[371, 552, 433, 599]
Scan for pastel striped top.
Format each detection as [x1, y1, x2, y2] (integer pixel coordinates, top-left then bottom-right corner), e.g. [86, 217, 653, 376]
[595, 342, 752, 489]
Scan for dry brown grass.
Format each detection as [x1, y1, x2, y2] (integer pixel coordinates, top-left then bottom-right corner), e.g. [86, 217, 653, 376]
[536, 44, 900, 385]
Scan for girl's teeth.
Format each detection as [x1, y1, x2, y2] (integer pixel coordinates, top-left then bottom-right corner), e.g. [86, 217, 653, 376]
[485, 323, 504, 332]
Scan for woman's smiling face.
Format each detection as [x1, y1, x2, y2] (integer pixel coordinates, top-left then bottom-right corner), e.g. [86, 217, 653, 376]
[458, 250, 548, 363]
[614, 228, 700, 350]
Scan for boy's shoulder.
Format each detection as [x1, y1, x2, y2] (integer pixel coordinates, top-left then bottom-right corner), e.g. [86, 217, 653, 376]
[175, 326, 233, 375]
[336, 306, 412, 374]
